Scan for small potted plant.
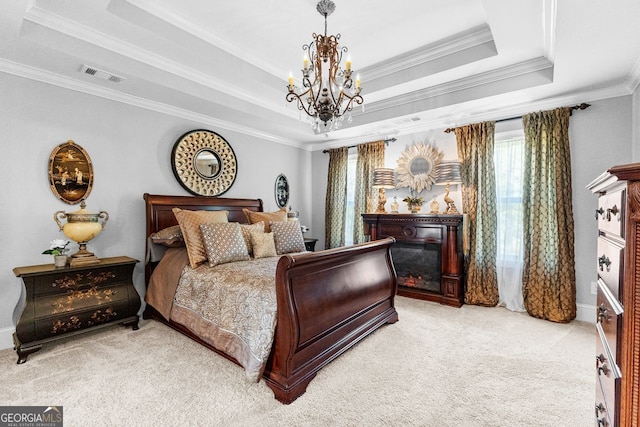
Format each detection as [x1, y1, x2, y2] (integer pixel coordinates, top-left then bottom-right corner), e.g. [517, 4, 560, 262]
[402, 194, 424, 213]
[43, 239, 70, 268]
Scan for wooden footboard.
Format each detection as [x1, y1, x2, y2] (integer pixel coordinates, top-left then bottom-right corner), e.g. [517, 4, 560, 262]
[264, 237, 398, 403]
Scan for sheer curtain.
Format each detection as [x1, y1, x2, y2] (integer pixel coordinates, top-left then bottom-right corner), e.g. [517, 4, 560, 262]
[494, 137, 525, 312]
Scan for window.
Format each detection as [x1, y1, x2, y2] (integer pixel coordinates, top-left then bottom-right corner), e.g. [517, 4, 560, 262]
[344, 148, 357, 246]
[494, 133, 525, 311]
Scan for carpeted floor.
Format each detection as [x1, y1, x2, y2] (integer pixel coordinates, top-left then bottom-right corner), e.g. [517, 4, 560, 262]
[0, 297, 595, 426]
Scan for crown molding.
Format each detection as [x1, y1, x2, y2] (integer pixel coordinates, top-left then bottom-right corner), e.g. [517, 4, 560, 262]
[361, 25, 495, 81]
[0, 57, 306, 149]
[360, 57, 554, 115]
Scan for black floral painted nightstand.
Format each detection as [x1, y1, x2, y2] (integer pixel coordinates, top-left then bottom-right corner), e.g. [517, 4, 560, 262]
[12, 256, 140, 363]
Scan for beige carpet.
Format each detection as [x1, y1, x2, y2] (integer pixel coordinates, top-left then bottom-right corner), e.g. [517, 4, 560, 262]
[0, 297, 595, 427]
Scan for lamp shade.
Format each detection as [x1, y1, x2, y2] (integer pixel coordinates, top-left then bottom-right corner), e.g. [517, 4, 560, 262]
[435, 161, 462, 185]
[372, 168, 396, 189]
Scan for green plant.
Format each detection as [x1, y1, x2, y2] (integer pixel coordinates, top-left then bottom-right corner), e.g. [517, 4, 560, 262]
[42, 239, 69, 256]
[402, 196, 424, 206]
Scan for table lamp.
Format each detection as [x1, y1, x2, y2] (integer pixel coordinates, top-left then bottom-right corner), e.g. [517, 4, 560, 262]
[372, 168, 396, 213]
[435, 161, 462, 214]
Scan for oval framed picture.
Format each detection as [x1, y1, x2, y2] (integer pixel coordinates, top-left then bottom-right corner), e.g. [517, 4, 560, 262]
[48, 140, 94, 204]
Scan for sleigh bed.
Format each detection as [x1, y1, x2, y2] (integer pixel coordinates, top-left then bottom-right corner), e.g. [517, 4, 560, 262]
[143, 193, 398, 404]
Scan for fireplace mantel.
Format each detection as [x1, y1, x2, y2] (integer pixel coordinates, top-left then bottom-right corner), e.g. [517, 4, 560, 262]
[362, 213, 465, 307]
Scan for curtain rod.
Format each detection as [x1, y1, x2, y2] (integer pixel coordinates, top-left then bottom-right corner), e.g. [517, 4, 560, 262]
[443, 103, 591, 133]
[322, 137, 397, 153]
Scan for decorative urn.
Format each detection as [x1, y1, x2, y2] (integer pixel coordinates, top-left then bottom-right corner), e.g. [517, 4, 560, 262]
[54, 202, 108, 266]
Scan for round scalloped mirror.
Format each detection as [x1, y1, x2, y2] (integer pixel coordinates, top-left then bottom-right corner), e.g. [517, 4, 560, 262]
[395, 143, 443, 193]
[171, 130, 237, 196]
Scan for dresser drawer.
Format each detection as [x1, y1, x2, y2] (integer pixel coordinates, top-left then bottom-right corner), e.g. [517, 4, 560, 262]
[596, 189, 625, 238]
[35, 282, 131, 318]
[595, 326, 621, 427]
[35, 300, 133, 339]
[33, 264, 133, 297]
[595, 375, 613, 427]
[596, 237, 624, 299]
[596, 279, 623, 361]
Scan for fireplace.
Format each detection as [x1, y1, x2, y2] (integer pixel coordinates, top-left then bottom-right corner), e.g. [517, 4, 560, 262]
[391, 242, 441, 293]
[362, 213, 464, 307]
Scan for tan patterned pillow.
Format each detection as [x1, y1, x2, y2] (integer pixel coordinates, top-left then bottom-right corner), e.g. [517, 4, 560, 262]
[271, 220, 306, 254]
[200, 223, 250, 267]
[240, 222, 264, 256]
[242, 208, 287, 232]
[250, 231, 277, 259]
[172, 208, 229, 268]
[150, 225, 184, 247]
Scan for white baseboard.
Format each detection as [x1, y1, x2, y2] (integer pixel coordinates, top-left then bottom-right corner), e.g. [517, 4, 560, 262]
[0, 326, 14, 350]
[576, 303, 596, 323]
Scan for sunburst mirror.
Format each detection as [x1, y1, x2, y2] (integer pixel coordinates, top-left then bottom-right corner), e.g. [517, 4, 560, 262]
[396, 143, 444, 193]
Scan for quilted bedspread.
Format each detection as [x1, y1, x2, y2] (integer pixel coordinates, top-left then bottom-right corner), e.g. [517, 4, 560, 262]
[170, 256, 279, 382]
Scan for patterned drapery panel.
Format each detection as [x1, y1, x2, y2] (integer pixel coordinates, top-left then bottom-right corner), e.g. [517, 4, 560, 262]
[455, 121, 500, 306]
[325, 147, 349, 249]
[353, 141, 385, 244]
[522, 107, 576, 323]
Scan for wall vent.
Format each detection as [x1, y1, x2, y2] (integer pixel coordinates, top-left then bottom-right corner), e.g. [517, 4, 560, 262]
[80, 65, 125, 83]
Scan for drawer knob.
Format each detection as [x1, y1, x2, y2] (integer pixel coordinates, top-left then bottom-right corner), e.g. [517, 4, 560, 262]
[595, 207, 605, 219]
[606, 205, 619, 221]
[597, 304, 610, 323]
[596, 353, 610, 377]
[598, 255, 611, 272]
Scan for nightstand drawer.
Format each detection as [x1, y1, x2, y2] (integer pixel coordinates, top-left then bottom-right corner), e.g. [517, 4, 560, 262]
[596, 237, 624, 299]
[596, 279, 623, 360]
[33, 264, 133, 297]
[596, 189, 625, 238]
[36, 282, 131, 318]
[35, 300, 133, 339]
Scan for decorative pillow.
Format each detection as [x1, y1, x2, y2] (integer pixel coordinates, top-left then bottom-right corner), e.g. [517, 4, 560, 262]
[172, 208, 229, 268]
[250, 231, 277, 259]
[200, 222, 250, 267]
[150, 225, 184, 247]
[240, 222, 265, 256]
[271, 220, 306, 254]
[243, 208, 287, 232]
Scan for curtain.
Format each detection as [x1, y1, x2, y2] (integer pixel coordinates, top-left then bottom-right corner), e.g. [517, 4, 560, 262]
[324, 147, 349, 249]
[522, 108, 576, 322]
[455, 122, 499, 306]
[494, 138, 525, 312]
[353, 140, 385, 244]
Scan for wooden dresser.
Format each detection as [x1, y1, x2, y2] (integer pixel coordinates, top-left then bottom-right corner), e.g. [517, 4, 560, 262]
[362, 213, 464, 307]
[12, 256, 140, 364]
[587, 163, 640, 427]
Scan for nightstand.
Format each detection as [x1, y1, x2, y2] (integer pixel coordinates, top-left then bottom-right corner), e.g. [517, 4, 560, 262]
[12, 256, 140, 364]
[304, 238, 318, 251]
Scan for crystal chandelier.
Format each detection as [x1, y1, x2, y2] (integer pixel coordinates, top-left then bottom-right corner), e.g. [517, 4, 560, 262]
[286, 0, 364, 131]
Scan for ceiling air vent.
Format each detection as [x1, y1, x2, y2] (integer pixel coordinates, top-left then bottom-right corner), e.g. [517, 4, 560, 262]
[80, 65, 125, 83]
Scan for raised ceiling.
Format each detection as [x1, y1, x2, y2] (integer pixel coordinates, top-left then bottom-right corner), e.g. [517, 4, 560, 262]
[1, 0, 639, 150]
